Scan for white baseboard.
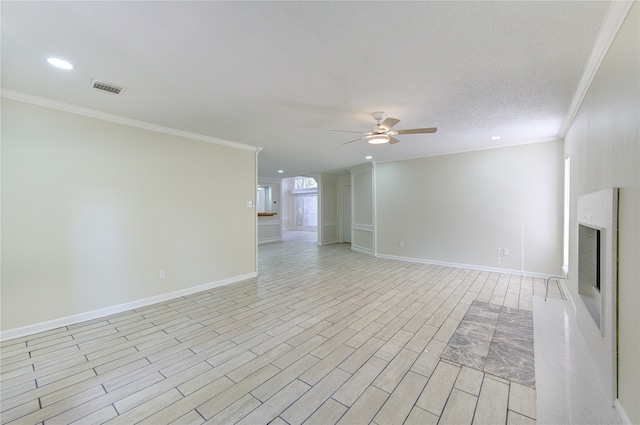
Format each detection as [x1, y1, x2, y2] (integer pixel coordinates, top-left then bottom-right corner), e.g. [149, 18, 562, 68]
[351, 245, 374, 256]
[557, 278, 575, 306]
[258, 237, 282, 244]
[0, 272, 258, 342]
[319, 238, 341, 246]
[375, 253, 558, 278]
[614, 399, 632, 425]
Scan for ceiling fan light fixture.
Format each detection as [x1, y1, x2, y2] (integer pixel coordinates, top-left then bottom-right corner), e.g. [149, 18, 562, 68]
[368, 134, 390, 144]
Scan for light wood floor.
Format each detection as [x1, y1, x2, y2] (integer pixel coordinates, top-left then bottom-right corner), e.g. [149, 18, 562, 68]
[1, 236, 562, 424]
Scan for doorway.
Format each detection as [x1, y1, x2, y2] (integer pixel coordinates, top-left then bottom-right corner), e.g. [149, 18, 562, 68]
[282, 176, 318, 242]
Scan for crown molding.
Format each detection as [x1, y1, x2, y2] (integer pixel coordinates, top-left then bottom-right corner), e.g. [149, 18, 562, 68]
[559, 0, 634, 137]
[374, 136, 563, 166]
[1, 89, 259, 152]
[349, 161, 374, 175]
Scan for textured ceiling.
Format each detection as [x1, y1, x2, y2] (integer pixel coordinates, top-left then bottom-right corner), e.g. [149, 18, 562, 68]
[1, 1, 612, 178]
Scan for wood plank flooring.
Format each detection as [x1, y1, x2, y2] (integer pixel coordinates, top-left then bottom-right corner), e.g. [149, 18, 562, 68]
[0, 236, 562, 424]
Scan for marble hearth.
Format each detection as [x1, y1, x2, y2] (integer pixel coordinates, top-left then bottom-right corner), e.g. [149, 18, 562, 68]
[441, 301, 535, 387]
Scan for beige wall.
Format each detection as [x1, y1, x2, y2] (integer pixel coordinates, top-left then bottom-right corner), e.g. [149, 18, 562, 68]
[376, 141, 564, 275]
[350, 163, 375, 254]
[1, 99, 258, 333]
[318, 173, 340, 245]
[564, 2, 639, 421]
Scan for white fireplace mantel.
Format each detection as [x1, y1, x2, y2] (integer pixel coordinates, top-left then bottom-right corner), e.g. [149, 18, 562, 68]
[576, 187, 618, 403]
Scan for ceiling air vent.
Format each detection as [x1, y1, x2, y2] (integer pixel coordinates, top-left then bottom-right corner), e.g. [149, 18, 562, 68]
[90, 79, 126, 96]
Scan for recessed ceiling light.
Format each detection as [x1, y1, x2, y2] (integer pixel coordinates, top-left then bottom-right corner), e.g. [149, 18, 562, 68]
[277, 169, 284, 174]
[365, 155, 373, 160]
[47, 57, 74, 70]
[491, 136, 502, 140]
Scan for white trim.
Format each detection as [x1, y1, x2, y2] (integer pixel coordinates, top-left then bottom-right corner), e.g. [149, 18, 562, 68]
[614, 399, 632, 425]
[348, 162, 374, 175]
[255, 150, 260, 275]
[1, 89, 259, 152]
[556, 279, 571, 304]
[372, 162, 378, 256]
[319, 239, 341, 246]
[376, 253, 558, 279]
[321, 220, 339, 227]
[352, 223, 374, 231]
[319, 219, 339, 246]
[258, 238, 282, 245]
[375, 137, 562, 166]
[559, 1, 634, 137]
[544, 277, 571, 303]
[257, 220, 282, 227]
[576, 188, 619, 402]
[351, 245, 374, 256]
[555, 276, 577, 314]
[0, 272, 257, 342]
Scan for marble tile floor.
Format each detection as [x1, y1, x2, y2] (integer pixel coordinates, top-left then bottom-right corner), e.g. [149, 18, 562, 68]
[442, 301, 535, 387]
[1, 240, 564, 425]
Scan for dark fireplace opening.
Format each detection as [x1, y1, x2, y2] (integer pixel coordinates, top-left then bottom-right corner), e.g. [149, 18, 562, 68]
[595, 230, 601, 292]
[578, 224, 602, 328]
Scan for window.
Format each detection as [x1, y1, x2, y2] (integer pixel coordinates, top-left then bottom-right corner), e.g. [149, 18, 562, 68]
[295, 177, 317, 190]
[291, 176, 317, 229]
[295, 193, 317, 227]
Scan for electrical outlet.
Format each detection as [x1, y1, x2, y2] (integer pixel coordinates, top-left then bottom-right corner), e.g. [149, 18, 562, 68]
[159, 270, 166, 279]
[399, 241, 404, 248]
[503, 248, 510, 256]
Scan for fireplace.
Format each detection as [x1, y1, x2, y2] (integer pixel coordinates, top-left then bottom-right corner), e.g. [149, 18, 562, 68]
[578, 224, 602, 328]
[576, 188, 618, 402]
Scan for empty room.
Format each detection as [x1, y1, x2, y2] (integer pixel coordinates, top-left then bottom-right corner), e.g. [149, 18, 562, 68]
[1, 1, 638, 425]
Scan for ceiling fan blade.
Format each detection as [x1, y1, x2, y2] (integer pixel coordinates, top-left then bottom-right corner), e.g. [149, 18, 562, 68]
[394, 127, 438, 135]
[342, 137, 364, 145]
[330, 129, 369, 134]
[388, 136, 401, 144]
[379, 118, 400, 131]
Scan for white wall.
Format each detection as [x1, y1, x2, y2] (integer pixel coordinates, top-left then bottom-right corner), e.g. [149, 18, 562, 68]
[350, 163, 375, 255]
[1, 98, 258, 334]
[564, 2, 639, 421]
[376, 141, 564, 275]
[281, 177, 293, 230]
[338, 174, 352, 243]
[318, 173, 340, 245]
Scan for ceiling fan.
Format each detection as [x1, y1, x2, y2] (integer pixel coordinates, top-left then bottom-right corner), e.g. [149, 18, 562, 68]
[332, 111, 437, 145]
